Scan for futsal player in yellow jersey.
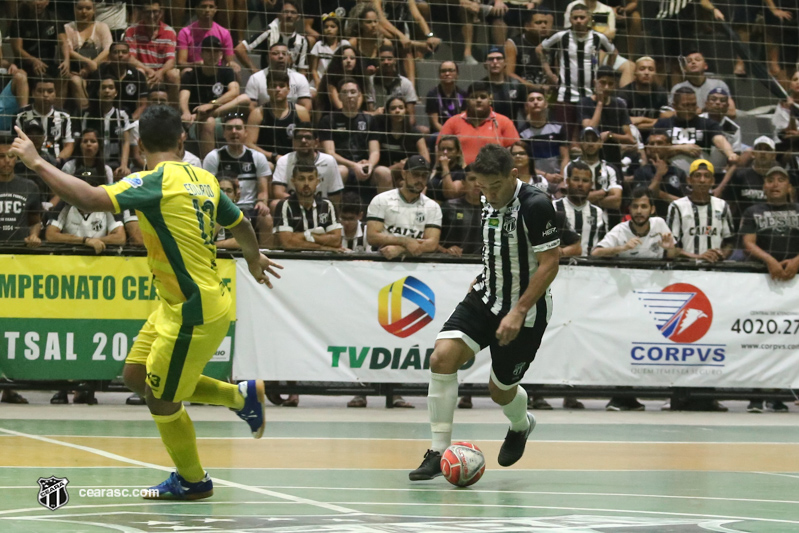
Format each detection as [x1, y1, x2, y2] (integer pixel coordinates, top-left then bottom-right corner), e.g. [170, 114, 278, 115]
[11, 105, 283, 501]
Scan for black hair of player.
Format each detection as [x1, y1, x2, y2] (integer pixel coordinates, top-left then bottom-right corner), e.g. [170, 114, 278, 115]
[472, 144, 513, 177]
[139, 105, 183, 153]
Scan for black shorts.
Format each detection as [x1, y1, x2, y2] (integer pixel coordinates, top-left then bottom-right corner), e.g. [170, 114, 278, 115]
[438, 291, 548, 389]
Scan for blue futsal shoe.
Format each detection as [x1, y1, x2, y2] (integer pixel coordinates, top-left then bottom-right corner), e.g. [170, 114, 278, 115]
[144, 471, 213, 500]
[234, 380, 266, 438]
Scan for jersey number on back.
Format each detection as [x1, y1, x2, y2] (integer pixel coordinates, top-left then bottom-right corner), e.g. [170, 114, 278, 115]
[192, 198, 216, 246]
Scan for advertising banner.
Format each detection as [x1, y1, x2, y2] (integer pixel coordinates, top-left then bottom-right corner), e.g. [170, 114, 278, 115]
[234, 259, 799, 388]
[0, 255, 237, 380]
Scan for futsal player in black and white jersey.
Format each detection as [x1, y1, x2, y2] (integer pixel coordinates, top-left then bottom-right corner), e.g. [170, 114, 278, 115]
[667, 159, 734, 262]
[410, 144, 560, 480]
[553, 161, 606, 256]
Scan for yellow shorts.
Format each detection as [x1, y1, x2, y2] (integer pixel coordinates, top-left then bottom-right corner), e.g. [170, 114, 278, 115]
[126, 306, 231, 402]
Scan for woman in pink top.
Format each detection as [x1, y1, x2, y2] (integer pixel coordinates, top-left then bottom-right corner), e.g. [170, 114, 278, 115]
[176, 0, 238, 73]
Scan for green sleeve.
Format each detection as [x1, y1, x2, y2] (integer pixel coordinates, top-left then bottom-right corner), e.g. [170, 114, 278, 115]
[101, 172, 163, 213]
[217, 192, 244, 228]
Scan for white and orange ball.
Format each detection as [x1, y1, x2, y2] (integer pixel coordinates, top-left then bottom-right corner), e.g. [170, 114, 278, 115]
[440, 442, 485, 487]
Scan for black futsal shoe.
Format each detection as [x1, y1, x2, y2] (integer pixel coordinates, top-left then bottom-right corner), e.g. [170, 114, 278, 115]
[498, 412, 536, 467]
[409, 449, 442, 481]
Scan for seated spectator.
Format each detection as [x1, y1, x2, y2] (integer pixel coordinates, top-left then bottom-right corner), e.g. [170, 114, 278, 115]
[669, 51, 736, 116]
[371, 96, 429, 186]
[243, 42, 312, 110]
[273, 164, 344, 251]
[370, 0, 440, 68]
[60, 0, 113, 112]
[124, 0, 180, 103]
[176, 0, 238, 73]
[505, 9, 556, 93]
[15, 78, 74, 163]
[214, 175, 241, 249]
[772, 70, 799, 153]
[271, 122, 344, 210]
[346, 4, 396, 80]
[236, 0, 308, 76]
[10, 0, 62, 85]
[439, 166, 481, 257]
[633, 130, 686, 218]
[247, 69, 310, 164]
[89, 41, 148, 120]
[667, 159, 733, 263]
[13, 119, 58, 208]
[429, 135, 467, 201]
[339, 191, 370, 252]
[438, 81, 519, 166]
[617, 57, 670, 141]
[579, 66, 636, 168]
[699, 88, 741, 172]
[425, 61, 467, 141]
[179, 35, 240, 157]
[203, 113, 273, 246]
[481, 46, 526, 123]
[45, 168, 126, 254]
[553, 161, 606, 256]
[565, 127, 622, 214]
[366, 155, 442, 260]
[318, 79, 386, 200]
[370, 46, 418, 125]
[62, 128, 114, 184]
[654, 87, 737, 175]
[0, 141, 42, 247]
[510, 142, 549, 194]
[0, 48, 30, 133]
[309, 13, 349, 89]
[741, 166, 799, 281]
[79, 78, 130, 170]
[315, 44, 367, 115]
[517, 89, 568, 179]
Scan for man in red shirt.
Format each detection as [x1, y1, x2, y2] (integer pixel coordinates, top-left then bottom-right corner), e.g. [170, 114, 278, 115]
[125, 1, 180, 103]
[438, 81, 520, 165]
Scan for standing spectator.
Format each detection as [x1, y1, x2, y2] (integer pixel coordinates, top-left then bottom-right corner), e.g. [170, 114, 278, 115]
[669, 51, 736, 116]
[579, 66, 636, 168]
[366, 155, 441, 260]
[617, 57, 670, 141]
[339, 191, 370, 252]
[315, 44, 367, 115]
[424, 61, 467, 140]
[653, 87, 737, 175]
[179, 35, 240, 158]
[317, 79, 385, 200]
[124, 0, 180, 103]
[553, 160, 606, 256]
[516, 89, 568, 179]
[633, 130, 686, 217]
[273, 164, 344, 250]
[309, 13, 349, 89]
[236, 0, 309, 76]
[428, 135, 467, 202]
[505, 9, 555, 93]
[242, 42, 312, 110]
[90, 41, 148, 120]
[176, 0, 238, 73]
[15, 78, 74, 162]
[370, 45, 418, 124]
[80, 77, 130, 170]
[438, 81, 519, 166]
[565, 127, 622, 214]
[667, 159, 733, 262]
[62, 128, 114, 184]
[370, 96, 428, 187]
[439, 165, 482, 257]
[481, 47, 526, 123]
[10, 0, 62, 82]
[0, 141, 42, 247]
[699, 88, 741, 172]
[271, 122, 345, 210]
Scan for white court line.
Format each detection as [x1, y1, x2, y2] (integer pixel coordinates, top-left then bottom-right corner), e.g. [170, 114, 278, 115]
[755, 471, 799, 481]
[0, 501, 300, 517]
[0, 427, 361, 516]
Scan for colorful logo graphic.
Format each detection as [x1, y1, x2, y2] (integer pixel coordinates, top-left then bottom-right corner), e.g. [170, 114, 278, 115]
[378, 276, 436, 338]
[636, 283, 713, 343]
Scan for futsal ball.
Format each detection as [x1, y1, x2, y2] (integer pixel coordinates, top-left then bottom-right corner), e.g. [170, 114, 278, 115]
[440, 442, 485, 487]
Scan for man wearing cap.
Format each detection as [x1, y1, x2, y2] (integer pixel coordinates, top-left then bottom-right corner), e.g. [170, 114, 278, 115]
[482, 46, 526, 123]
[179, 35, 240, 158]
[699, 87, 741, 171]
[740, 165, 799, 281]
[669, 51, 736, 117]
[438, 81, 520, 166]
[580, 66, 636, 167]
[366, 155, 442, 260]
[667, 159, 734, 263]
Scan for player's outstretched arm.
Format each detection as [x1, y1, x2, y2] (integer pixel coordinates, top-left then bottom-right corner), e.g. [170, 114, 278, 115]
[10, 127, 113, 213]
[228, 218, 283, 288]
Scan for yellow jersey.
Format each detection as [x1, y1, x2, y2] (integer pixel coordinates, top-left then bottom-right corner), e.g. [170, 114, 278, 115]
[102, 161, 244, 325]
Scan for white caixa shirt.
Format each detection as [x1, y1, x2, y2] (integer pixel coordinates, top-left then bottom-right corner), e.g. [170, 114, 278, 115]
[595, 216, 672, 258]
[366, 189, 442, 239]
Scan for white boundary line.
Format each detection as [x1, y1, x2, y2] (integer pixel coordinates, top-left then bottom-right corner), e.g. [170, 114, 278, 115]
[0, 427, 361, 516]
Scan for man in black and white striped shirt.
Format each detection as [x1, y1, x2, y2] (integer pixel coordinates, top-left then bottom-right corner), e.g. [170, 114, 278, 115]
[553, 161, 605, 255]
[410, 144, 560, 481]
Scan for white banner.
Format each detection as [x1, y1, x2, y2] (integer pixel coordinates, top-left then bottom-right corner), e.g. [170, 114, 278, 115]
[233, 259, 799, 388]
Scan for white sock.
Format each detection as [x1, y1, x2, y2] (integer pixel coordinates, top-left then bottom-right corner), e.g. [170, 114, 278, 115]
[502, 386, 530, 432]
[428, 372, 458, 453]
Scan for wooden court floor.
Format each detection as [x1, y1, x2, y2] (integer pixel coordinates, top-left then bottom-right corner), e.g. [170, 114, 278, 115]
[1, 394, 798, 532]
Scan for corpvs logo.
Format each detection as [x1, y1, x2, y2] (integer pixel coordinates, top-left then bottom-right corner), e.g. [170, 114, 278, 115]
[631, 283, 725, 367]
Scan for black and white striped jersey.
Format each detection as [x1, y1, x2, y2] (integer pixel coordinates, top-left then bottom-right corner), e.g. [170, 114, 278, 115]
[656, 0, 693, 19]
[273, 192, 342, 234]
[667, 196, 733, 256]
[202, 146, 271, 208]
[14, 106, 74, 159]
[553, 197, 606, 256]
[539, 30, 615, 104]
[473, 181, 560, 326]
[565, 158, 622, 193]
